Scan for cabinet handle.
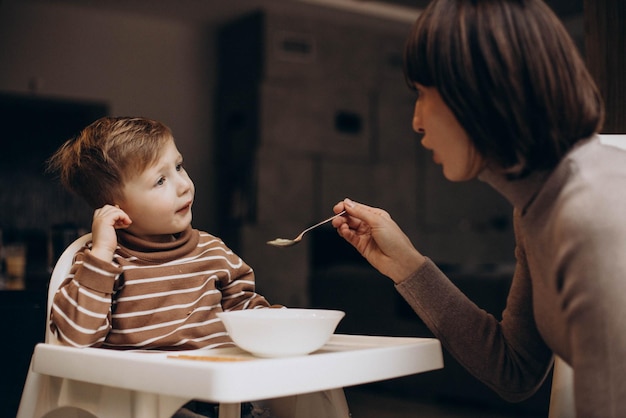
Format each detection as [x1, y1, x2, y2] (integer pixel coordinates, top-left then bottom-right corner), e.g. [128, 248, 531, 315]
[334, 111, 362, 135]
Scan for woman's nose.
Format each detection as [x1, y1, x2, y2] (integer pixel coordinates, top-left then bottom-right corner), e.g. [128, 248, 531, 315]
[412, 103, 424, 133]
[412, 118, 424, 134]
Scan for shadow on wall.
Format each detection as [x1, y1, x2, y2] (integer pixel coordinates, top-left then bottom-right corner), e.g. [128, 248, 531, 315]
[0, 92, 107, 289]
[0, 93, 107, 418]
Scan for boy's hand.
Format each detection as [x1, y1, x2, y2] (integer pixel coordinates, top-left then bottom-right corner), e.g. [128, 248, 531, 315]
[89, 204, 132, 262]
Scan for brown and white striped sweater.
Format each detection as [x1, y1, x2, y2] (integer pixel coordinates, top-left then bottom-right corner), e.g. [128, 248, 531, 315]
[50, 226, 273, 350]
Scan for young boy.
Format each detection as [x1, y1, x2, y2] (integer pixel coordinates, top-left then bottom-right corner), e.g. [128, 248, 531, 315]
[47, 116, 349, 418]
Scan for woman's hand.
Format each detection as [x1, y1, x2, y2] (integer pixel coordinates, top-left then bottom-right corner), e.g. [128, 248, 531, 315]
[332, 198, 425, 283]
[89, 204, 132, 262]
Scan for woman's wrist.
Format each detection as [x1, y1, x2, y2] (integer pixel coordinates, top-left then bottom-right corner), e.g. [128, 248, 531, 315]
[391, 252, 426, 284]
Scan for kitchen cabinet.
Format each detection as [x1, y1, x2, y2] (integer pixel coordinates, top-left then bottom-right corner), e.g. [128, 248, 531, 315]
[216, 8, 417, 307]
[215, 6, 515, 307]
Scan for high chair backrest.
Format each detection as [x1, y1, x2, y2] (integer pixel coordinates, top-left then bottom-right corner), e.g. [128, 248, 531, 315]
[599, 133, 626, 148]
[46, 233, 92, 344]
[548, 356, 575, 418]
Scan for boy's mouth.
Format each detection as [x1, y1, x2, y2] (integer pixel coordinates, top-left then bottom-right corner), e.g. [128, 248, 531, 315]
[177, 201, 192, 214]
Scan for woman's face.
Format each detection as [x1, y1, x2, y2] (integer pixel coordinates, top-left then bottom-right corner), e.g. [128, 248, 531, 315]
[412, 84, 485, 181]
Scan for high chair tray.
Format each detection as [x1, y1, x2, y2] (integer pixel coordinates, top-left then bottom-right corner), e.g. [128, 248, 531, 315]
[31, 334, 443, 403]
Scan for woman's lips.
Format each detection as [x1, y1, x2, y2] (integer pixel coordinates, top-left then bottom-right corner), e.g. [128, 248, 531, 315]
[420, 135, 442, 165]
[422, 143, 440, 164]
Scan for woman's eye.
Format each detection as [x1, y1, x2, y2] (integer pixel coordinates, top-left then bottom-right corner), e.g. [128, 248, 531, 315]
[156, 177, 165, 186]
[412, 84, 423, 98]
[176, 162, 184, 171]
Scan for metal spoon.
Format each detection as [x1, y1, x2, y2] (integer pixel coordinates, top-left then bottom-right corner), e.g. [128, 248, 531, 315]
[267, 211, 347, 247]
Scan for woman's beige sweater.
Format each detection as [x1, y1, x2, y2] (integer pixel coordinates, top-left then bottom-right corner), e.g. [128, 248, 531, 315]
[397, 136, 626, 417]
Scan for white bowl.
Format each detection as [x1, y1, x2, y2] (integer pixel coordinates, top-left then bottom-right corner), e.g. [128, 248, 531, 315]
[217, 308, 345, 358]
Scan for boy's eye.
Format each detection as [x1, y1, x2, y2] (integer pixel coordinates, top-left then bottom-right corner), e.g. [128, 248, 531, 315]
[156, 177, 165, 186]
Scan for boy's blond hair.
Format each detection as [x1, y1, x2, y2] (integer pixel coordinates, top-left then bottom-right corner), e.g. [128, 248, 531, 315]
[48, 116, 173, 208]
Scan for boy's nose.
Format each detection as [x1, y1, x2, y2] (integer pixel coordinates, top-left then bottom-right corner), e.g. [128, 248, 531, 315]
[177, 174, 193, 195]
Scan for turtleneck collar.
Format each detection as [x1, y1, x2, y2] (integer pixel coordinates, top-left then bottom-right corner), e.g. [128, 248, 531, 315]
[478, 167, 551, 215]
[115, 226, 199, 263]
[477, 135, 597, 216]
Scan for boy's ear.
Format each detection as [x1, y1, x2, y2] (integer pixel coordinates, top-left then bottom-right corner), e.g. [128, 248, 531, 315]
[112, 191, 126, 208]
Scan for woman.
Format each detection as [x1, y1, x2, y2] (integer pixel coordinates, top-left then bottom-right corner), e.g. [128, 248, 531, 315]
[332, 0, 626, 416]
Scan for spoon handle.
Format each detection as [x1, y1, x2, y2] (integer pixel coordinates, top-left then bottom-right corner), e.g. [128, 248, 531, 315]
[299, 210, 346, 236]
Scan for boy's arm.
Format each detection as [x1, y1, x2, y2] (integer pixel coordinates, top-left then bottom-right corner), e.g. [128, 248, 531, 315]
[49, 247, 123, 347]
[219, 258, 277, 311]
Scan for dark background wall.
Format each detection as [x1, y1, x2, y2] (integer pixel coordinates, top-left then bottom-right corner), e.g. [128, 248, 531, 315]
[2, 1, 621, 417]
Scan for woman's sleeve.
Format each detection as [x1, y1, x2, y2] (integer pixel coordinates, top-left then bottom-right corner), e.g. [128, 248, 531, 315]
[395, 210, 552, 402]
[49, 247, 123, 347]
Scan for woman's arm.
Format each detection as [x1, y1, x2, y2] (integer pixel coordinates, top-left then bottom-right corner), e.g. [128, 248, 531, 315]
[334, 200, 553, 400]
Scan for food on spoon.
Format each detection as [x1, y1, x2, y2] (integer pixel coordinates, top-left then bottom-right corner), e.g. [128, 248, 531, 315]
[266, 238, 293, 246]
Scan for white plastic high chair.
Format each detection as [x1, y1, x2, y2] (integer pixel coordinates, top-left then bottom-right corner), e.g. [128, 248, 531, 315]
[548, 356, 575, 418]
[16, 237, 578, 418]
[16, 233, 197, 418]
[599, 133, 626, 147]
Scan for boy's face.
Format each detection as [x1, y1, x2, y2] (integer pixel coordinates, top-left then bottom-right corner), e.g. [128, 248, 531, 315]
[118, 139, 194, 241]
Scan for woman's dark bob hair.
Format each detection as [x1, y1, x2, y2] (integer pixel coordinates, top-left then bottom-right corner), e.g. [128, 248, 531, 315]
[404, 0, 604, 175]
